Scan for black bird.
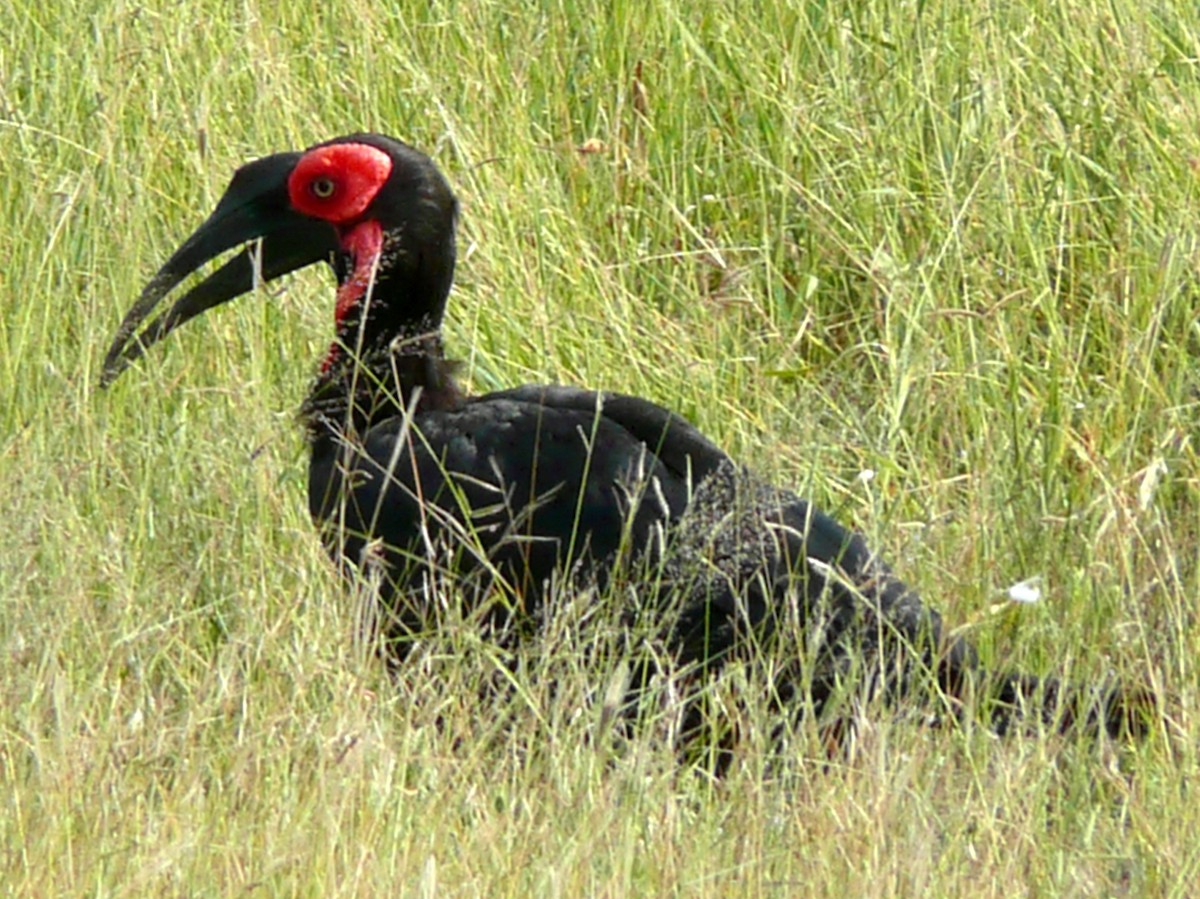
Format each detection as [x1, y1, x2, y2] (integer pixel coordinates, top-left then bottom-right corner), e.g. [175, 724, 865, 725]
[101, 134, 1148, 744]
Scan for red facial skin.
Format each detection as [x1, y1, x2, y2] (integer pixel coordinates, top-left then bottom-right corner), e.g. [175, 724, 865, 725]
[287, 142, 393, 225]
[287, 143, 393, 371]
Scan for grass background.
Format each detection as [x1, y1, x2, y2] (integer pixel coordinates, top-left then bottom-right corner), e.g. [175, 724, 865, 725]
[2, 0, 1198, 893]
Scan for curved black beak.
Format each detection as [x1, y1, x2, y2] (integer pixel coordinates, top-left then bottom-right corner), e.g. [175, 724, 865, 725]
[101, 150, 339, 387]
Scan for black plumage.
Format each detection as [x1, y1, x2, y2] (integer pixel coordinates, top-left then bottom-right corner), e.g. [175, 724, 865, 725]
[102, 133, 1149, 744]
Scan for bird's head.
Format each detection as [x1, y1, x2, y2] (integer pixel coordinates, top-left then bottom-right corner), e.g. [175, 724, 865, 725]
[101, 134, 458, 387]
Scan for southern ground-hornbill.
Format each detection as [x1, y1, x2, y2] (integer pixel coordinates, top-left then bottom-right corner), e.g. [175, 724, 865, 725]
[101, 133, 1149, 743]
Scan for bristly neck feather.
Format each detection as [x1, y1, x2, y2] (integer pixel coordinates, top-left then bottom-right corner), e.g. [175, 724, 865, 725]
[301, 329, 465, 440]
[301, 222, 463, 440]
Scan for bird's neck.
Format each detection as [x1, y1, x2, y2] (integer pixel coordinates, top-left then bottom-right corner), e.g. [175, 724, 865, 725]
[302, 330, 465, 440]
[302, 223, 463, 439]
[301, 251, 465, 441]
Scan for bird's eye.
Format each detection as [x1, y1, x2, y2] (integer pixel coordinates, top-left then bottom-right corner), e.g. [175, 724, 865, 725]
[310, 177, 336, 199]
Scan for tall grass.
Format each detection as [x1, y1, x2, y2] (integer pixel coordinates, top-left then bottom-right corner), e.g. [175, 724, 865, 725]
[2, 0, 1197, 893]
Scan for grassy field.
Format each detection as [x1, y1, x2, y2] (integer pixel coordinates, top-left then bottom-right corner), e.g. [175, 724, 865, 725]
[3, 0, 1198, 893]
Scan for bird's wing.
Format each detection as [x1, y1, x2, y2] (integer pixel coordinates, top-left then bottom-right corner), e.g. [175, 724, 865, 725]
[479, 385, 733, 485]
[308, 389, 703, 607]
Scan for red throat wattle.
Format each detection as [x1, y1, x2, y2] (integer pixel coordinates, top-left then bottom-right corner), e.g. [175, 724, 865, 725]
[334, 220, 385, 325]
[319, 220, 386, 373]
